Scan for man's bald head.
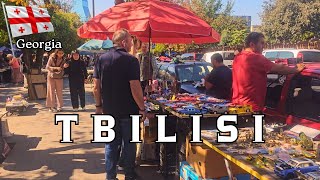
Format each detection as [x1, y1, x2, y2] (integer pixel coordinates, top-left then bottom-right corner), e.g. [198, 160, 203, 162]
[112, 29, 132, 51]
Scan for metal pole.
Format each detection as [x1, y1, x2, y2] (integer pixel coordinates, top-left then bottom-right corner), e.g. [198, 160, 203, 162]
[2, 2, 15, 57]
[92, 0, 95, 17]
[147, 27, 152, 97]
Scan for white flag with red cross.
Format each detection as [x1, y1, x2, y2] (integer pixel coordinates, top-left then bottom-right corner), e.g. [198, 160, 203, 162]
[5, 6, 54, 38]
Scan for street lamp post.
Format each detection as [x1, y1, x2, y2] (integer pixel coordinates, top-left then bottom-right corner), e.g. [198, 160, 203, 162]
[92, 0, 95, 17]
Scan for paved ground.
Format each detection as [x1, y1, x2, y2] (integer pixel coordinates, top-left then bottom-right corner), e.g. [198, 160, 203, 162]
[0, 79, 175, 180]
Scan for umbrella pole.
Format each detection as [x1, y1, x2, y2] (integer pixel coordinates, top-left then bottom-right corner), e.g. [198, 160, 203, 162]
[148, 27, 152, 59]
[148, 28, 152, 98]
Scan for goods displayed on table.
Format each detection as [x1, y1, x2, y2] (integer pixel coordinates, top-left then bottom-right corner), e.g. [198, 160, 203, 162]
[201, 124, 320, 179]
[149, 93, 253, 115]
[145, 101, 160, 113]
[5, 94, 29, 115]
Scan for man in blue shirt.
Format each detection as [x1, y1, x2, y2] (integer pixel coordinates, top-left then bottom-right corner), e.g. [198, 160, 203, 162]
[93, 29, 145, 180]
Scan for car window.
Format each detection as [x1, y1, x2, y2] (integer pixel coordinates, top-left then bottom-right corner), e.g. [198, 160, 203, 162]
[287, 160, 298, 167]
[176, 64, 209, 82]
[195, 54, 203, 61]
[278, 51, 294, 59]
[265, 52, 278, 60]
[301, 51, 320, 62]
[223, 52, 235, 60]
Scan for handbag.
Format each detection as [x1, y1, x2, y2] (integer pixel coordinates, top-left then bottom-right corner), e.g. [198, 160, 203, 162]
[50, 58, 65, 79]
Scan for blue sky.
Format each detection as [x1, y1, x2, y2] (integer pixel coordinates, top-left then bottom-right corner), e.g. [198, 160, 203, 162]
[88, 0, 264, 25]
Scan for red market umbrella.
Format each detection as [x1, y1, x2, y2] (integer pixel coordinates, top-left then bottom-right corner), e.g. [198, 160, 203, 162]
[77, 0, 220, 44]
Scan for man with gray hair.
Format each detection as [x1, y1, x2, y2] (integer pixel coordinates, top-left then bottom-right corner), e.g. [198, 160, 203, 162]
[205, 53, 232, 99]
[93, 29, 145, 180]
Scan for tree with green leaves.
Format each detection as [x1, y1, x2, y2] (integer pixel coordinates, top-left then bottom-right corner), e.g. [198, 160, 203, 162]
[212, 15, 249, 47]
[261, 0, 320, 43]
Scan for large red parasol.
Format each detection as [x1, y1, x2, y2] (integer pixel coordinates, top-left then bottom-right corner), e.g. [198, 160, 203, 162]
[77, 0, 220, 44]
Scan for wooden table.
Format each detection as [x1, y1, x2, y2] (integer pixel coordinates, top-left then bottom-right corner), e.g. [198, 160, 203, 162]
[202, 133, 280, 180]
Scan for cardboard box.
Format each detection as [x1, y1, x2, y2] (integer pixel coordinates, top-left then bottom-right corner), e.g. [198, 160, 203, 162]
[30, 74, 46, 84]
[180, 161, 202, 180]
[33, 83, 47, 99]
[30, 68, 41, 75]
[141, 142, 157, 161]
[186, 138, 246, 179]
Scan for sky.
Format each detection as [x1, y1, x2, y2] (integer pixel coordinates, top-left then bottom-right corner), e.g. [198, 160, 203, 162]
[87, 0, 264, 25]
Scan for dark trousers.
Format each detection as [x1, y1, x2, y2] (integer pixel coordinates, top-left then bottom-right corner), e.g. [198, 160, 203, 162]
[69, 81, 85, 109]
[140, 80, 148, 93]
[105, 118, 136, 179]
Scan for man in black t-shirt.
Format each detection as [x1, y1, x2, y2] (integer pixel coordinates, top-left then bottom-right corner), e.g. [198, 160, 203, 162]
[205, 53, 232, 100]
[93, 29, 145, 180]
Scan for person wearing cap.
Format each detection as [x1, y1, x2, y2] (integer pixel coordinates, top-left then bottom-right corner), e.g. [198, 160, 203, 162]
[64, 50, 88, 111]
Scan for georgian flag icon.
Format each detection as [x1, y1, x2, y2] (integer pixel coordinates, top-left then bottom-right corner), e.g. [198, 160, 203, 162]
[5, 6, 54, 37]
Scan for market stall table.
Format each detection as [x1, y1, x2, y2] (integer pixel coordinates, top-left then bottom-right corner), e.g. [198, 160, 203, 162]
[201, 134, 279, 180]
[147, 95, 253, 177]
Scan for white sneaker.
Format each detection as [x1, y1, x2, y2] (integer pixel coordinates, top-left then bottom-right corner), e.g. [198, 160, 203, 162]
[73, 108, 78, 112]
[81, 107, 86, 111]
[57, 108, 62, 112]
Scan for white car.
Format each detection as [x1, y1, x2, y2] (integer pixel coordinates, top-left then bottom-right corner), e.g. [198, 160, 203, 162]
[263, 49, 320, 63]
[202, 51, 235, 67]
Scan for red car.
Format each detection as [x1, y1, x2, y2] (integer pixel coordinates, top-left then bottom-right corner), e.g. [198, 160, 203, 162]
[264, 62, 320, 130]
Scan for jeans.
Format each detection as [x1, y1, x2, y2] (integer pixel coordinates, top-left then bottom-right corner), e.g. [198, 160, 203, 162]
[105, 118, 136, 180]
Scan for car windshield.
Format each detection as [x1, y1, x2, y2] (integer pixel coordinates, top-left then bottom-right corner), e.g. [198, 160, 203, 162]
[195, 54, 204, 60]
[176, 64, 211, 82]
[223, 52, 235, 60]
[265, 51, 294, 60]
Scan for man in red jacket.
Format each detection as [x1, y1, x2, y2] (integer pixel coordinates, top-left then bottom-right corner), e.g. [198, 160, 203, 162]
[232, 32, 305, 112]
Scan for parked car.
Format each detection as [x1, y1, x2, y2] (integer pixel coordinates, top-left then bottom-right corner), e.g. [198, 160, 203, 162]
[157, 62, 212, 94]
[263, 49, 320, 63]
[274, 158, 319, 179]
[264, 62, 320, 130]
[180, 53, 203, 61]
[202, 51, 235, 67]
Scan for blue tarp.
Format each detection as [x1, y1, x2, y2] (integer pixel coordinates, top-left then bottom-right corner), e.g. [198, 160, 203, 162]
[77, 39, 113, 53]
